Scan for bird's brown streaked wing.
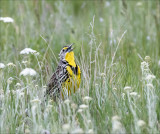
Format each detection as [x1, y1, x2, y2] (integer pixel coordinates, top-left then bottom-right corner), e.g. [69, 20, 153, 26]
[46, 66, 62, 99]
[46, 65, 69, 100]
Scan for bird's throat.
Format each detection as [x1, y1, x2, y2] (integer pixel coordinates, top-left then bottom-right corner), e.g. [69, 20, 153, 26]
[65, 52, 76, 67]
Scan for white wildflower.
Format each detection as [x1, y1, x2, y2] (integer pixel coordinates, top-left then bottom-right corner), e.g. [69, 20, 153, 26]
[22, 60, 28, 64]
[71, 103, 77, 109]
[43, 86, 47, 93]
[145, 56, 151, 63]
[20, 68, 37, 76]
[62, 124, 70, 131]
[12, 90, 16, 95]
[46, 104, 53, 112]
[141, 61, 149, 70]
[136, 2, 143, 6]
[71, 128, 83, 133]
[145, 74, 156, 80]
[124, 86, 132, 92]
[15, 83, 21, 87]
[112, 115, 125, 134]
[112, 121, 122, 133]
[7, 63, 16, 67]
[88, 129, 94, 134]
[79, 104, 88, 109]
[112, 116, 122, 131]
[113, 87, 117, 90]
[7, 77, 14, 84]
[20, 48, 37, 55]
[18, 91, 24, 98]
[141, 59, 157, 129]
[99, 17, 104, 22]
[137, 120, 146, 127]
[105, 1, 110, 7]
[43, 85, 47, 88]
[25, 128, 30, 134]
[95, 83, 98, 86]
[129, 92, 138, 97]
[30, 98, 41, 104]
[112, 115, 121, 121]
[100, 73, 106, 77]
[0, 17, 14, 23]
[83, 96, 92, 101]
[64, 99, 70, 104]
[146, 36, 150, 40]
[77, 109, 83, 113]
[0, 63, 5, 69]
[46, 104, 53, 109]
[7, 62, 16, 67]
[146, 84, 154, 89]
[34, 52, 39, 56]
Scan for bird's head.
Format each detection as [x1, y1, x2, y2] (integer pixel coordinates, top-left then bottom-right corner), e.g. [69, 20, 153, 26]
[59, 43, 76, 67]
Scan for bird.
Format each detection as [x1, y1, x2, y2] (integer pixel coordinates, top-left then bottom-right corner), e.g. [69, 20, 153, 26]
[45, 44, 81, 101]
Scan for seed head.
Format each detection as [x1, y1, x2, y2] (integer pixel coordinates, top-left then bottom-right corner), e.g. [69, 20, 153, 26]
[129, 92, 138, 97]
[64, 99, 70, 104]
[124, 86, 132, 92]
[24, 128, 30, 134]
[71, 103, 77, 109]
[83, 96, 92, 101]
[62, 124, 70, 131]
[145, 56, 151, 63]
[30, 98, 41, 104]
[7, 77, 14, 84]
[137, 120, 146, 127]
[77, 109, 83, 113]
[79, 104, 88, 109]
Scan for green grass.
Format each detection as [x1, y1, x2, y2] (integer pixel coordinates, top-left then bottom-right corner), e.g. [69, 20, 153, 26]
[0, 0, 160, 133]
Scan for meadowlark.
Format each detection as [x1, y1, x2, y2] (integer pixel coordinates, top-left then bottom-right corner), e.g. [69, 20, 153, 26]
[46, 44, 81, 101]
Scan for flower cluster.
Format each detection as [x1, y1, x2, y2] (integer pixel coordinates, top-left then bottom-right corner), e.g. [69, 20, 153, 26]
[20, 68, 37, 76]
[20, 48, 37, 55]
[0, 63, 5, 69]
[0, 17, 14, 23]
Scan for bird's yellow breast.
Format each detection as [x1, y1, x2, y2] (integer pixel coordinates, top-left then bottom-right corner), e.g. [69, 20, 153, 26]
[61, 65, 81, 98]
[65, 51, 76, 67]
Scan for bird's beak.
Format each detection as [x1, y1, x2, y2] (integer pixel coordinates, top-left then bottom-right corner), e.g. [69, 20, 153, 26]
[67, 43, 74, 52]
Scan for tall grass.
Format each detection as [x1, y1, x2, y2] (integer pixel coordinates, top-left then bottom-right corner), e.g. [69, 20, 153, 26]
[0, 0, 160, 133]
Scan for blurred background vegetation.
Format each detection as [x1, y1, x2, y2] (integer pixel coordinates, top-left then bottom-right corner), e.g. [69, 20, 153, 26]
[0, 0, 160, 133]
[1, 0, 159, 72]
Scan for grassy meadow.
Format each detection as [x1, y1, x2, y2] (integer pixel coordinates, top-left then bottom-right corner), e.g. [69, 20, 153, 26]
[0, 0, 160, 133]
